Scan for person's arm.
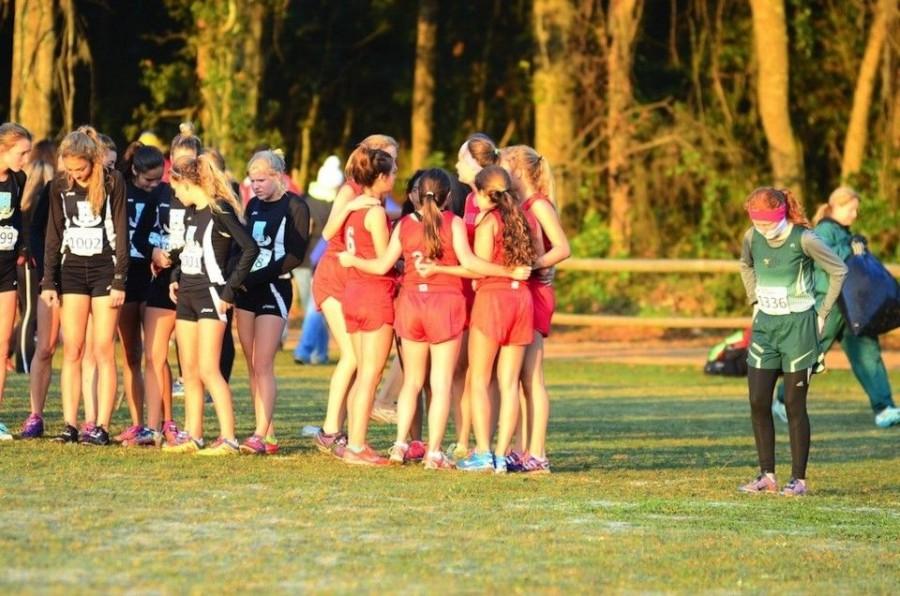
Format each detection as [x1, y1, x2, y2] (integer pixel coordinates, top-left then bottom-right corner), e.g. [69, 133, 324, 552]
[109, 171, 130, 292]
[215, 206, 260, 303]
[339, 220, 403, 275]
[531, 200, 570, 269]
[738, 227, 757, 306]
[40, 180, 64, 293]
[244, 195, 311, 287]
[13, 171, 26, 258]
[365, 205, 390, 257]
[321, 184, 380, 240]
[131, 191, 158, 260]
[432, 216, 530, 279]
[801, 230, 847, 320]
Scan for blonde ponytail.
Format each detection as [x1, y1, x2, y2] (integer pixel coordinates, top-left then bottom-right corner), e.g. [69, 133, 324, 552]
[60, 126, 108, 215]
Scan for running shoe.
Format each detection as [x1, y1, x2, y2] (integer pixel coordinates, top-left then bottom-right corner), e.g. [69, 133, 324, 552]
[771, 399, 788, 424]
[505, 451, 527, 473]
[162, 432, 203, 454]
[781, 478, 808, 497]
[162, 420, 179, 445]
[264, 436, 279, 455]
[122, 427, 156, 447]
[448, 442, 470, 461]
[494, 454, 508, 474]
[457, 451, 495, 472]
[20, 414, 45, 439]
[405, 440, 426, 462]
[81, 425, 110, 446]
[239, 435, 267, 455]
[342, 445, 389, 467]
[314, 430, 347, 457]
[172, 379, 185, 398]
[423, 451, 454, 471]
[79, 422, 96, 443]
[875, 406, 900, 428]
[0, 422, 12, 441]
[53, 424, 79, 444]
[388, 442, 408, 464]
[114, 425, 143, 443]
[197, 437, 239, 456]
[520, 454, 551, 474]
[738, 474, 778, 494]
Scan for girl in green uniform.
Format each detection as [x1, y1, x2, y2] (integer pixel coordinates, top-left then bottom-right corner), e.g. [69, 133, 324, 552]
[738, 187, 847, 497]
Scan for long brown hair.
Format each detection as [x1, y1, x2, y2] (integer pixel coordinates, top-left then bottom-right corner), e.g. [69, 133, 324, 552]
[744, 187, 809, 227]
[345, 134, 398, 183]
[59, 126, 108, 215]
[349, 148, 394, 189]
[170, 154, 245, 223]
[22, 140, 56, 212]
[415, 168, 453, 260]
[464, 133, 499, 168]
[474, 166, 536, 266]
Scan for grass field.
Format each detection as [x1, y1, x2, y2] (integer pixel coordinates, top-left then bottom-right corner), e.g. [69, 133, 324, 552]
[1, 353, 898, 593]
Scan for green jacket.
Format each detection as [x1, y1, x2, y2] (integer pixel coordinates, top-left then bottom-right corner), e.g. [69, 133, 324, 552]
[813, 218, 851, 307]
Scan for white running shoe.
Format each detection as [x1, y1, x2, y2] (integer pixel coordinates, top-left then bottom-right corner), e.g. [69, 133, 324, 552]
[874, 406, 900, 428]
[0, 422, 12, 441]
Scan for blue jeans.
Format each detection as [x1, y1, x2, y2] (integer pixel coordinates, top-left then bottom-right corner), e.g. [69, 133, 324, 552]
[294, 278, 329, 364]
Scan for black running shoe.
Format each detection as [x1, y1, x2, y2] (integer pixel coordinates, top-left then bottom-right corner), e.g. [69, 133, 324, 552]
[52, 424, 79, 443]
[82, 425, 110, 446]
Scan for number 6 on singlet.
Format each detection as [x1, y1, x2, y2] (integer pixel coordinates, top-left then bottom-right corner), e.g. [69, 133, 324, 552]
[345, 226, 356, 255]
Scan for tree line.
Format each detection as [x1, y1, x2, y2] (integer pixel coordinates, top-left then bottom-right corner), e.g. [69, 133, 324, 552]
[3, 0, 898, 261]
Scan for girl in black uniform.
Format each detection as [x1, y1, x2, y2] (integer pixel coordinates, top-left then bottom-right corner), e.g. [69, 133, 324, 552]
[0, 122, 32, 441]
[163, 154, 258, 456]
[41, 126, 129, 445]
[114, 143, 166, 446]
[18, 141, 56, 439]
[235, 150, 310, 454]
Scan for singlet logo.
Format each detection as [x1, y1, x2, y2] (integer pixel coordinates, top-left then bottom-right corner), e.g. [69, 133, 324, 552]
[129, 202, 145, 229]
[251, 221, 271, 247]
[74, 200, 102, 227]
[0, 191, 13, 220]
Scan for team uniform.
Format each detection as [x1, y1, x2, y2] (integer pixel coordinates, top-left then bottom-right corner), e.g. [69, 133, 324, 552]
[393, 211, 466, 344]
[469, 210, 534, 346]
[0, 170, 25, 293]
[740, 225, 845, 373]
[172, 202, 258, 323]
[522, 193, 556, 338]
[236, 192, 310, 318]
[341, 206, 395, 333]
[312, 180, 363, 309]
[124, 181, 167, 303]
[460, 191, 479, 324]
[41, 170, 129, 297]
[137, 185, 186, 310]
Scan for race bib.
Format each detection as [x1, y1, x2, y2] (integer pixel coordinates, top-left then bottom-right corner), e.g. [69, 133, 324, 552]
[0, 226, 18, 251]
[180, 244, 203, 275]
[251, 247, 272, 272]
[756, 286, 790, 315]
[65, 227, 103, 256]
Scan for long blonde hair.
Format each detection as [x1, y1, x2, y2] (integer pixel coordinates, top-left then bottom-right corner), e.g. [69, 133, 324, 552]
[500, 145, 556, 206]
[813, 186, 860, 226]
[171, 154, 244, 223]
[59, 126, 108, 215]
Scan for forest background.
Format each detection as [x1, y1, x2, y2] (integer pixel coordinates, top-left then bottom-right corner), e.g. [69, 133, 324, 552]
[2, 0, 898, 319]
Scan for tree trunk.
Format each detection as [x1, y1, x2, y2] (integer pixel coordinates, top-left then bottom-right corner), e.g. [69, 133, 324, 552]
[292, 93, 320, 191]
[410, 0, 438, 172]
[607, 0, 642, 257]
[749, 0, 804, 199]
[841, 0, 897, 180]
[193, 0, 266, 172]
[532, 0, 578, 211]
[10, 0, 56, 139]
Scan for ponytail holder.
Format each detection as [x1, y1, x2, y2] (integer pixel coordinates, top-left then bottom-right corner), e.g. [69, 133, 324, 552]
[537, 154, 544, 163]
[493, 148, 500, 157]
[424, 191, 435, 198]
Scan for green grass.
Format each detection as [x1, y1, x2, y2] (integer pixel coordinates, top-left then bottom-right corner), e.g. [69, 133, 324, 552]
[1, 355, 898, 593]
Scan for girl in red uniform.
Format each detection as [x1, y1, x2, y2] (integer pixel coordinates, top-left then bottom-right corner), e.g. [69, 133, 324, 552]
[457, 166, 537, 473]
[312, 134, 397, 456]
[448, 133, 502, 458]
[340, 168, 529, 469]
[501, 145, 570, 473]
[336, 148, 396, 465]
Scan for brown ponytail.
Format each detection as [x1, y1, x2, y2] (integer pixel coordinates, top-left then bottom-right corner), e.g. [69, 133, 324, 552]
[344, 134, 399, 183]
[475, 166, 536, 267]
[416, 168, 453, 260]
[59, 126, 108, 215]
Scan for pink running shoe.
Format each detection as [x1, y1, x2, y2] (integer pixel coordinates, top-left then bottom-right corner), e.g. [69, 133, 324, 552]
[314, 430, 347, 458]
[423, 452, 454, 471]
[520, 454, 551, 474]
[738, 474, 778, 494]
[162, 420, 179, 445]
[405, 440, 426, 462]
[342, 445, 389, 467]
[781, 478, 808, 497]
[115, 425, 143, 443]
[79, 422, 97, 443]
[240, 435, 267, 455]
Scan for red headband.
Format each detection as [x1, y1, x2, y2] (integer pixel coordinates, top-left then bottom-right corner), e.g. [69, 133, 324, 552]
[747, 205, 786, 222]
